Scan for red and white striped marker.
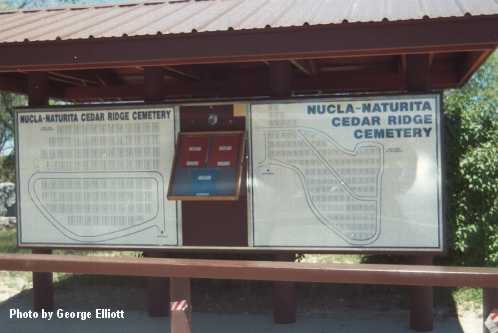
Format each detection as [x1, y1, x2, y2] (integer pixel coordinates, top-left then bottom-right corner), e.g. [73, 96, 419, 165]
[171, 300, 189, 312]
[485, 309, 498, 333]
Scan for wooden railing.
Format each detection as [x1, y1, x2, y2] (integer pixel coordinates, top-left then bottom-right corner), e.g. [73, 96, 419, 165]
[0, 254, 497, 333]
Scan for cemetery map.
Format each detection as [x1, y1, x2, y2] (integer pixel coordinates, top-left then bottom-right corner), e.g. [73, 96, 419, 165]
[250, 96, 442, 250]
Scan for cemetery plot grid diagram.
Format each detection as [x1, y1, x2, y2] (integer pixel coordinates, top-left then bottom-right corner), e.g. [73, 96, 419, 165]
[255, 112, 384, 246]
[16, 107, 178, 247]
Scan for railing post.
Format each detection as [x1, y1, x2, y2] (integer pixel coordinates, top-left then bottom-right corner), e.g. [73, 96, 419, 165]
[144, 252, 170, 317]
[409, 255, 434, 331]
[170, 278, 192, 333]
[171, 300, 191, 333]
[484, 288, 498, 333]
[28, 72, 54, 313]
[272, 253, 297, 324]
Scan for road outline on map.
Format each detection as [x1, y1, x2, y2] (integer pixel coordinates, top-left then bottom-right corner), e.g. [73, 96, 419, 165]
[257, 126, 384, 245]
[28, 171, 167, 243]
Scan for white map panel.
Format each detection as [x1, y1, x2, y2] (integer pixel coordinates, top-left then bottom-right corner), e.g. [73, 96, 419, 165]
[249, 95, 443, 250]
[16, 106, 178, 247]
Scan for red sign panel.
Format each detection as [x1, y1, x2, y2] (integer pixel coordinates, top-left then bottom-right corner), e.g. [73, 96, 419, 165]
[208, 134, 242, 167]
[179, 135, 209, 167]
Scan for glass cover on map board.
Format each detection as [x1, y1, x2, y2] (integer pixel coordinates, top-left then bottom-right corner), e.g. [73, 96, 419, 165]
[248, 95, 443, 251]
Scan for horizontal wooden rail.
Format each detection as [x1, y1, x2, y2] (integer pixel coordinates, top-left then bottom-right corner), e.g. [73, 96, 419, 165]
[0, 254, 497, 288]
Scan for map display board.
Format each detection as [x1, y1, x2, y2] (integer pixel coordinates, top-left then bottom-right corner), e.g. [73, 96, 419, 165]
[16, 106, 179, 248]
[249, 95, 443, 251]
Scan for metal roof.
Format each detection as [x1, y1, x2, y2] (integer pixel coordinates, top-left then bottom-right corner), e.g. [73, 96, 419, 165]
[0, 0, 497, 43]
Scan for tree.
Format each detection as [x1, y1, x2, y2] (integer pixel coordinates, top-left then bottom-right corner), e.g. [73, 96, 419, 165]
[444, 52, 498, 266]
[0, 93, 25, 183]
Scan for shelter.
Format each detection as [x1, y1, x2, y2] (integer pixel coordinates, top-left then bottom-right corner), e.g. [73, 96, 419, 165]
[0, 0, 497, 101]
[1, 1, 497, 332]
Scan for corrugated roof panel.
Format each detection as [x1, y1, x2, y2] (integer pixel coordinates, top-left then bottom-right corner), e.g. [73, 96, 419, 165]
[0, 9, 64, 39]
[384, 0, 425, 21]
[136, 1, 212, 35]
[98, 3, 169, 37]
[275, 0, 327, 27]
[68, 5, 145, 38]
[13, 8, 97, 41]
[349, 0, 387, 23]
[37, 8, 112, 40]
[0, 10, 32, 28]
[168, 0, 240, 33]
[420, 0, 465, 18]
[237, 0, 296, 29]
[0, 10, 69, 41]
[458, 0, 498, 15]
[310, 0, 356, 25]
[201, 0, 267, 31]
[0, 0, 497, 43]
[122, 2, 191, 35]
[81, 4, 161, 38]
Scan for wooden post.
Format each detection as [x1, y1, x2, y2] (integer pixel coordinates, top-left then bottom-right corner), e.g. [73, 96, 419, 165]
[143, 67, 170, 317]
[484, 288, 498, 333]
[170, 278, 192, 333]
[272, 254, 297, 324]
[28, 72, 49, 107]
[28, 72, 54, 312]
[408, 255, 434, 331]
[171, 299, 191, 333]
[269, 61, 293, 98]
[269, 61, 297, 324]
[405, 54, 434, 331]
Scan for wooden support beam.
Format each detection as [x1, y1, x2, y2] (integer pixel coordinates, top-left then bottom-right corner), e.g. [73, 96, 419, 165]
[268, 61, 296, 325]
[408, 255, 434, 332]
[28, 73, 54, 313]
[31, 249, 53, 312]
[28, 72, 49, 106]
[164, 66, 200, 81]
[484, 288, 498, 333]
[48, 71, 99, 86]
[143, 67, 165, 103]
[170, 278, 191, 314]
[170, 299, 192, 333]
[291, 60, 314, 76]
[406, 54, 432, 92]
[458, 50, 493, 86]
[269, 61, 293, 97]
[143, 67, 169, 318]
[63, 70, 411, 101]
[0, 75, 26, 94]
[95, 69, 124, 86]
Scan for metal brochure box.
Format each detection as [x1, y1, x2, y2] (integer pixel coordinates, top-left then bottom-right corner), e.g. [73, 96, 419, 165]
[179, 104, 248, 247]
[167, 131, 245, 201]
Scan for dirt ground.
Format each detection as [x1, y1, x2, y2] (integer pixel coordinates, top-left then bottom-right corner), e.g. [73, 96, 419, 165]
[0, 227, 485, 332]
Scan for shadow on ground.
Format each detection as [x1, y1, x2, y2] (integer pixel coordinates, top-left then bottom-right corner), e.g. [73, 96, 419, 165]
[0, 275, 470, 333]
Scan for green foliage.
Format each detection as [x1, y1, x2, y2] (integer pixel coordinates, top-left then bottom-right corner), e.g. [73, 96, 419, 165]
[0, 93, 24, 183]
[444, 52, 498, 267]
